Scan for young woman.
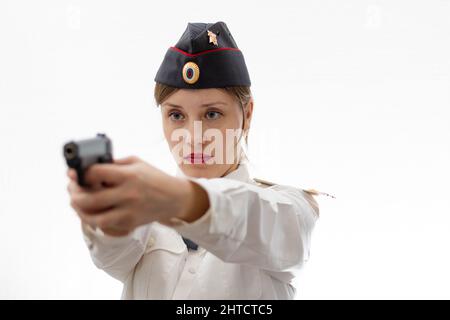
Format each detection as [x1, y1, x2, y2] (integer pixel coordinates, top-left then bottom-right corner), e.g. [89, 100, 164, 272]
[67, 21, 321, 299]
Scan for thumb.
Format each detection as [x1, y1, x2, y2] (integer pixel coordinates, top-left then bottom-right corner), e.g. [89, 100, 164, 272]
[114, 156, 141, 165]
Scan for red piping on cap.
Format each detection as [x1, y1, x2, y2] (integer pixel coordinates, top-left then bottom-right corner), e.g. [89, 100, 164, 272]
[170, 46, 240, 57]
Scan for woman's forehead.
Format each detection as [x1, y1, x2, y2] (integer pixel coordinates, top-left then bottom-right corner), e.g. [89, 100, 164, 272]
[162, 88, 234, 109]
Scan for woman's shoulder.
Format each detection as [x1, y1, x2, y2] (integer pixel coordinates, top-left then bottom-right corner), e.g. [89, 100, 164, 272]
[250, 177, 335, 218]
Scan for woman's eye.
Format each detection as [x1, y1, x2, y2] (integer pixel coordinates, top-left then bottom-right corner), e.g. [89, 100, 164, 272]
[169, 112, 185, 121]
[205, 111, 222, 120]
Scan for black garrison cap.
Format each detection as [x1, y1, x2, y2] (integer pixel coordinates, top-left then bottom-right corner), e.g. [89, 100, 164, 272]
[154, 21, 251, 89]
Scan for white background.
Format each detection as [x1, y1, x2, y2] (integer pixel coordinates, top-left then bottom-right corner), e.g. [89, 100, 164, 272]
[0, 0, 449, 299]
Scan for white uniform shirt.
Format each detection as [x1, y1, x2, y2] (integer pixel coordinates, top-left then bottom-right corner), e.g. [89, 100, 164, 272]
[81, 162, 319, 299]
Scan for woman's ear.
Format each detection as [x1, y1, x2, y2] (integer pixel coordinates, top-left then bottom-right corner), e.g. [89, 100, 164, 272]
[244, 98, 254, 131]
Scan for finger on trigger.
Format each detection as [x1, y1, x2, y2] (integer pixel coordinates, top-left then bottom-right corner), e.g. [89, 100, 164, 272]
[84, 164, 126, 187]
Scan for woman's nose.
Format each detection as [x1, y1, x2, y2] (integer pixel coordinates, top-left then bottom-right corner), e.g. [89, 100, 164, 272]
[185, 119, 204, 143]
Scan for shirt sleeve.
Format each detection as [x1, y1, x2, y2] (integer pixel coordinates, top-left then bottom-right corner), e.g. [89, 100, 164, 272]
[168, 177, 319, 273]
[81, 222, 152, 283]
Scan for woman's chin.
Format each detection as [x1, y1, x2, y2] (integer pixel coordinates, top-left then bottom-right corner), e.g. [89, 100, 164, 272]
[180, 164, 215, 178]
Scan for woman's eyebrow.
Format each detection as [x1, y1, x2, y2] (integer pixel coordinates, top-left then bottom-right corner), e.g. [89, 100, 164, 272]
[163, 102, 227, 108]
[162, 103, 184, 109]
[201, 101, 227, 107]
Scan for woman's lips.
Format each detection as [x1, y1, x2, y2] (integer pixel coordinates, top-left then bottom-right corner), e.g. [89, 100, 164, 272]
[183, 153, 212, 164]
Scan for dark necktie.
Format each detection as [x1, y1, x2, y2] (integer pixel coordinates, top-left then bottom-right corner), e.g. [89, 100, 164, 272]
[182, 237, 198, 251]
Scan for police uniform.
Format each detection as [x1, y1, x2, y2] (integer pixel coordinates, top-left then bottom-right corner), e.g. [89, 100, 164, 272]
[81, 21, 332, 299]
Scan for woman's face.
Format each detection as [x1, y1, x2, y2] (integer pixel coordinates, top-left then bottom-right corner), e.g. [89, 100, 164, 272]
[161, 88, 253, 178]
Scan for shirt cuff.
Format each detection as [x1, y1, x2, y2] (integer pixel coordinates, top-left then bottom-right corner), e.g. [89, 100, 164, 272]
[169, 205, 212, 228]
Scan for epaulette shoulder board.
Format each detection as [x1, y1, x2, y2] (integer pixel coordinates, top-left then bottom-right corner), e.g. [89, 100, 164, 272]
[302, 188, 336, 199]
[253, 178, 277, 188]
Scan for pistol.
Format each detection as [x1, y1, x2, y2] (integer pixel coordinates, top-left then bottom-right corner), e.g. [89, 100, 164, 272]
[63, 133, 113, 187]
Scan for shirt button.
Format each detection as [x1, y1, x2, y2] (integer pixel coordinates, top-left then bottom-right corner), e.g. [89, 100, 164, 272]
[188, 267, 196, 274]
